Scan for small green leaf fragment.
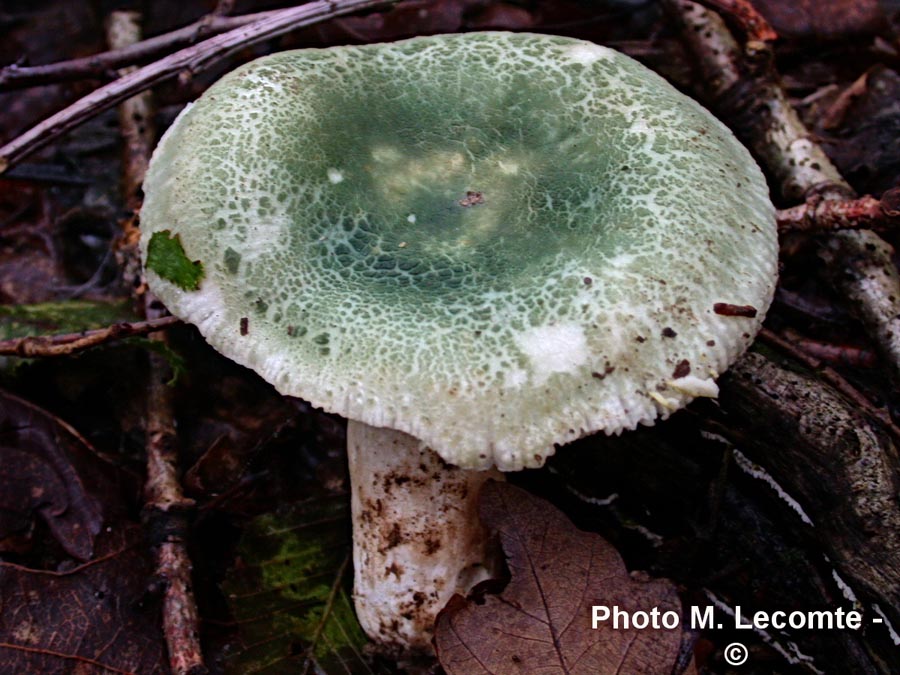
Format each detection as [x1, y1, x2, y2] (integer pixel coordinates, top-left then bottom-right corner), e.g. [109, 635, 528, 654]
[146, 230, 204, 291]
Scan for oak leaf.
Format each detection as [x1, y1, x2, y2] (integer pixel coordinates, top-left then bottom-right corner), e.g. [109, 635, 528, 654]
[435, 482, 687, 675]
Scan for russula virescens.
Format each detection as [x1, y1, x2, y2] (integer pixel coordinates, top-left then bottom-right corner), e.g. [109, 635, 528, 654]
[140, 32, 777, 650]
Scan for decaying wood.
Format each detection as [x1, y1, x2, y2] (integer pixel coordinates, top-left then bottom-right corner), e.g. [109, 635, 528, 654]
[818, 230, 900, 382]
[719, 353, 900, 659]
[758, 329, 900, 444]
[107, 11, 205, 674]
[0, 0, 398, 174]
[662, 1, 846, 199]
[0, 315, 179, 357]
[664, 0, 900, 382]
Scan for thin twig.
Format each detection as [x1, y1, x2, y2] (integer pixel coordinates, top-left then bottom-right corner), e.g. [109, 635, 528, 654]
[107, 11, 156, 213]
[0, 315, 180, 357]
[0, 10, 278, 91]
[107, 10, 156, 291]
[0, 0, 398, 174]
[777, 189, 900, 233]
[779, 328, 878, 368]
[141, 308, 206, 675]
[105, 10, 206, 674]
[664, 0, 900, 381]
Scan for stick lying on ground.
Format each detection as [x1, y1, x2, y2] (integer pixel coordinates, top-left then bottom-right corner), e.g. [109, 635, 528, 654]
[106, 10, 208, 675]
[777, 190, 900, 233]
[0, 0, 398, 173]
[0, 315, 179, 357]
[0, 9, 280, 90]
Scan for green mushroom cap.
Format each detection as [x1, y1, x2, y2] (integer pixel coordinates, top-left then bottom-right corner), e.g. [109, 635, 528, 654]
[140, 32, 777, 471]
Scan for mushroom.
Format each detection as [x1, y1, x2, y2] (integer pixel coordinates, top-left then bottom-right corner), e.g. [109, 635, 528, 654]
[139, 32, 777, 650]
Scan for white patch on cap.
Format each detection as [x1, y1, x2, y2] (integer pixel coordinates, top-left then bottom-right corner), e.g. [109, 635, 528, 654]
[605, 252, 638, 270]
[371, 145, 402, 163]
[498, 160, 520, 175]
[565, 43, 613, 65]
[327, 168, 344, 184]
[503, 366, 528, 389]
[516, 323, 588, 382]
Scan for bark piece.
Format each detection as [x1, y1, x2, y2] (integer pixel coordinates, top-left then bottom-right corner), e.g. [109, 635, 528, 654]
[720, 351, 900, 626]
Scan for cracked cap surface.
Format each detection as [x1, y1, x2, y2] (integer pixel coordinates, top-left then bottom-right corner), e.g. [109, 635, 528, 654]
[140, 32, 777, 470]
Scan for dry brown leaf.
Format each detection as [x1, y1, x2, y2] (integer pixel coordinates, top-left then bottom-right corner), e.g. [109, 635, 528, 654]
[0, 526, 167, 675]
[435, 482, 686, 675]
[0, 390, 130, 559]
[825, 67, 900, 195]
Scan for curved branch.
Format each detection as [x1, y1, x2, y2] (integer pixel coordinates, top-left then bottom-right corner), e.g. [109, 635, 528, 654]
[0, 10, 279, 91]
[0, 315, 180, 357]
[0, 0, 398, 174]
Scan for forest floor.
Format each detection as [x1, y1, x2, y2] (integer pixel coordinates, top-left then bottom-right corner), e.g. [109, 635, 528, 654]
[1, 1, 899, 674]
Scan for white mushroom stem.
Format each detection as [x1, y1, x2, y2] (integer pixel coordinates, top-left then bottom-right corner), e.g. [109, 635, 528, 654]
[347, 420, 502, 650]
